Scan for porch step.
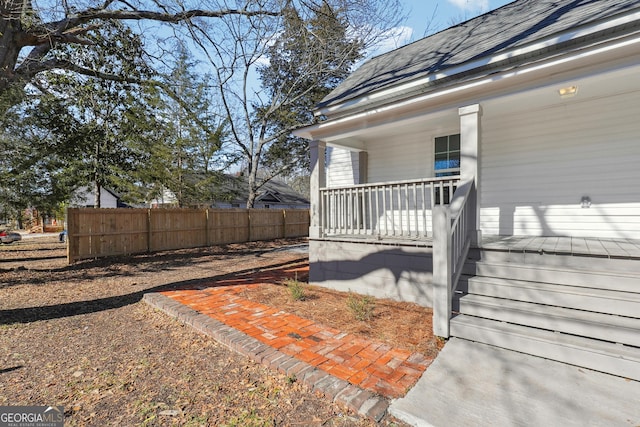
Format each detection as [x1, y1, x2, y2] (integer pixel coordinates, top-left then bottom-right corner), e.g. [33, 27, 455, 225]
[462, 260, 640, 294]
[469, 247, 640, 274]
[450, 315, 640, 381]
[453, 293, 640, 347]
[451, 250, 640, 380]
[458, 275, 640, 318]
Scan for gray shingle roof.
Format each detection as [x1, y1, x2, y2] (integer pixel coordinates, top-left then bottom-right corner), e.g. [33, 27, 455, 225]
[318, 0, 640, 111]
[223, 176, 309, 206]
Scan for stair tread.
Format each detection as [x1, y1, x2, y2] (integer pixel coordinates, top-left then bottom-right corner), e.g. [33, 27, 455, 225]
[467, 259, 640, 280]
[462, 275, 640, 302]
[454, 293, 640, 346]
[455, 293, 640, 329]
[450, 314, 640, 361]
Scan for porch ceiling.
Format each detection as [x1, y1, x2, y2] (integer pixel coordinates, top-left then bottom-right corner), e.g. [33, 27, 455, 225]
[325, 110, 459, 151]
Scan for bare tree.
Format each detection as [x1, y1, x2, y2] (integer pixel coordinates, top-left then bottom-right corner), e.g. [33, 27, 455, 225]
[0, 0, 279, 95]
[185, 0, 406, 207]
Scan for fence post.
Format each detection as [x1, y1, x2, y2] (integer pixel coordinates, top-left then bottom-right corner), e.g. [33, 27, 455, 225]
[146, 209, 152, 253]
[66, 208, 73, 264]
[432, 205, 452, 338]
[248, 209, 252, 242]
[282, 209, 287, 238]
[205, 209, 210, 247]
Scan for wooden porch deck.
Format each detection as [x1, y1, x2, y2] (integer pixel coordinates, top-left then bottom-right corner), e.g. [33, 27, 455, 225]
[319, 234, 640, 259]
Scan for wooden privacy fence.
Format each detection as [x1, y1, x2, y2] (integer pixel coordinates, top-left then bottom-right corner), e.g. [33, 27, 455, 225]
[67, 208, 310, 263]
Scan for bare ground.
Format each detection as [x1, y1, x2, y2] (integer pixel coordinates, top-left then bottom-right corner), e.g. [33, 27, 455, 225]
[0, 236, 439, 426]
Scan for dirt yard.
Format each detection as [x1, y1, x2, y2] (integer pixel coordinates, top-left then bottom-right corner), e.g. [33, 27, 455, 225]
[0, 235, 439, 426]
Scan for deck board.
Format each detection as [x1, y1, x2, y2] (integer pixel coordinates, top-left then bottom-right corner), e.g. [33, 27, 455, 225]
[480, 236, 640, 259]
[320, 234, 640, 259]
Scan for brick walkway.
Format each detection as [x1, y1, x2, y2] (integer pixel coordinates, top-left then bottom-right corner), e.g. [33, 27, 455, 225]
[144, 261, 433, 421]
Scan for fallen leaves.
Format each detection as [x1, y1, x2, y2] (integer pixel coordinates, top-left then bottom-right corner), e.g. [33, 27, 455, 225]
[1, 237, 398, 426]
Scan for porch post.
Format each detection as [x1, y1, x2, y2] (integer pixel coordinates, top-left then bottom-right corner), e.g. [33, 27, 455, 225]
[432, 205, 452, 338]
[357, 151, 368, 184]
[309, 140, 326, 239]
[459, 104, 482, 246]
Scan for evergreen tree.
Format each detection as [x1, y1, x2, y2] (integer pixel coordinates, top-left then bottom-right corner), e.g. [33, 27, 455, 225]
[0, 21, 162, 211]
[257, 5, 363, 177]
[142, 48, 229, 208]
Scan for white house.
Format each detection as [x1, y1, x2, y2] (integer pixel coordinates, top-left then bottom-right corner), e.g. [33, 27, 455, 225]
[71, 185, 120, 208]
[296, 0, 640, 380]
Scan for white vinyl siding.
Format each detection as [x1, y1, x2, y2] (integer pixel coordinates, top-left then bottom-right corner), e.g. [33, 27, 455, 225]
[480, 91, 640, 239]
[326, 147, 360, 188]
[366, 131, 442, 183]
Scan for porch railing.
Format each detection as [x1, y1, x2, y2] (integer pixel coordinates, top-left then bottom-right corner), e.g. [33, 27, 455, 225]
[319, 177, 460, 238]
[432, 179, 475, 338]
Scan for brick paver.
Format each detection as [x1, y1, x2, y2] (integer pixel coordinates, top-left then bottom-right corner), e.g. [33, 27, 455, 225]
[145, 261, 434, 421]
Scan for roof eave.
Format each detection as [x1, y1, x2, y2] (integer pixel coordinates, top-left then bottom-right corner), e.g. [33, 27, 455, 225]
[296, 30, 640, 142]
[314, 7, 640, 119]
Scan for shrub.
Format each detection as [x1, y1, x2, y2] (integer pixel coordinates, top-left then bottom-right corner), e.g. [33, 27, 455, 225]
[347, 292, 375, 321]
[284, 276, 306, 301]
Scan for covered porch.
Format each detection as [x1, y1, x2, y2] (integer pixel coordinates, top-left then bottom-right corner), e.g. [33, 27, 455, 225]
[300, 50, 640, 344]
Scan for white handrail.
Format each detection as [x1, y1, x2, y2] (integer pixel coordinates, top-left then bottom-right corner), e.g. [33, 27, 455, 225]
[319, 177, 460, 238]
[432, 179, 475, 338]
[449, 180, 474, 285]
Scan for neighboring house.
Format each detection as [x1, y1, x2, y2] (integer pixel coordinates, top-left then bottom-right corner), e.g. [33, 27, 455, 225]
[212, 176, 310, 210]
[71, 185, 121, 208]
[296, 0, 640, 380]
[149, 187, 180, 208]
[147, 176, 310, 210]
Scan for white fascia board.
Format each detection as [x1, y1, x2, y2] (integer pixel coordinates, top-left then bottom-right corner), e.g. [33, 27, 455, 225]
[296, 33, 640, 142]
[315, 8, 640, 118]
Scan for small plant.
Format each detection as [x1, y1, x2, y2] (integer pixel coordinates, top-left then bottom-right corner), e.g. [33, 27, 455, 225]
[284, 273, 306, 301]
[347, 292, 375, 321]
[223, 409, 268, 427]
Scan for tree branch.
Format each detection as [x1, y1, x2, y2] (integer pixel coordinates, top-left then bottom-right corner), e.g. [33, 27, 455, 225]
[58, 7, 280, 32]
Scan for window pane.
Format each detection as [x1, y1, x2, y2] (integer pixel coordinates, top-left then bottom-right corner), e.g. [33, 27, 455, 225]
[435, 153, 448, 162]
[435, 137, 448, 153]
[435, 160, 450, 170]
[449, 134, 460, 151]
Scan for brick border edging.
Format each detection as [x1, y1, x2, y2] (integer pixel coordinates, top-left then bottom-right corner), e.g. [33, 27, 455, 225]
[142, 292, 389, 422]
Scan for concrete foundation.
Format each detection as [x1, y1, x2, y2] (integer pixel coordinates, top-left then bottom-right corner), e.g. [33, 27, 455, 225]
[309, 239, 434, 307]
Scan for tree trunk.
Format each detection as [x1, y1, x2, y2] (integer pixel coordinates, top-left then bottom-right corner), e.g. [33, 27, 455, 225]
[0, 0, 31, 93]
[246, 160, 258, 209]
[94, 181, 101, 208]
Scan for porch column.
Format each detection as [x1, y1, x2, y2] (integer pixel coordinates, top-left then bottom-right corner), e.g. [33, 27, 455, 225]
[357, 151, 368, 184]
[309, 140, 326, 239]
[459, 104, 482, 245]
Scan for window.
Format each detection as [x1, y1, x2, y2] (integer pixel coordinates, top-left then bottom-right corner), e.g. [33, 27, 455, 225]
[434, 134, 460, 177]
[434, 134, 460, 204]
